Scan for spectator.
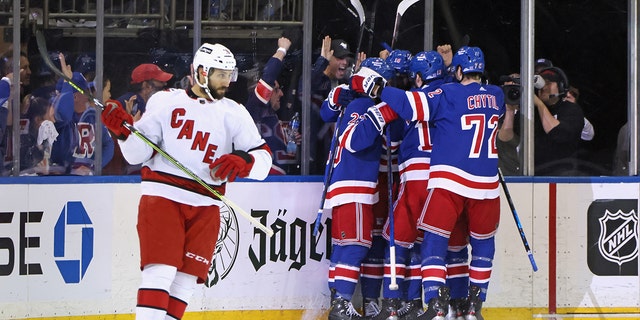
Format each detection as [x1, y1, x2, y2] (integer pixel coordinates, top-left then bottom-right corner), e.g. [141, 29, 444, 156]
[295, 36, 354, 174]
[100, 42, 271, 320]
[106, 63, 173, 175]
[118, 63, 173, 117]
[245, 36, 297, 175]
[51, 68, 114, 175]
[19, 96, 59, 175]
[0, 50, 32, 174]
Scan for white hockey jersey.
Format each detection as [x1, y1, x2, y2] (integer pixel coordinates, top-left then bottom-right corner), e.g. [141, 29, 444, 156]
[119, 88, 272, 206]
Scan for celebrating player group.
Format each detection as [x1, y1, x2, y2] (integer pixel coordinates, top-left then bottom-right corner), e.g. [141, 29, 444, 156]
[315, 16, 508, 320]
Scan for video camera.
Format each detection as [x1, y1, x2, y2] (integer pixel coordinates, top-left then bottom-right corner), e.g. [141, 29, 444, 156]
[500, 74, 545, 105]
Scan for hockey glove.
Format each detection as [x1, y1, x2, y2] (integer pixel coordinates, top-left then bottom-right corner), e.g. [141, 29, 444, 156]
[101, 99, 133, 140]
[327, 84, 353, 111]
[365, 102, 398, 133]
[209, 150, 255, 182]
[350, 67, 387, 99]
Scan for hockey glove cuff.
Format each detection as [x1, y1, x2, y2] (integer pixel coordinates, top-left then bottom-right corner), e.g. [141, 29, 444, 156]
[209, 150, 255, 182]
[101, 99, 133, 140]
[327, 84, 353, 111]
[350, 67, 386, 98]
[366, 102, 398, 133]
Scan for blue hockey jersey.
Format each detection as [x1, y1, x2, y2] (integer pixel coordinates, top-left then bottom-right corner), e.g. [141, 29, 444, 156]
[381, 81, 505, 199]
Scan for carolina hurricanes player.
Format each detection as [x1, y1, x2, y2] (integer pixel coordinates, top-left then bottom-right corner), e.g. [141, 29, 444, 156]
[101, 43, 271, 320]
[352, 46, 504, 320]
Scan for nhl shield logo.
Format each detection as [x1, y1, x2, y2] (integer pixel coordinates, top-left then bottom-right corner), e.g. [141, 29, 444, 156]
[597, 209, 638, 266]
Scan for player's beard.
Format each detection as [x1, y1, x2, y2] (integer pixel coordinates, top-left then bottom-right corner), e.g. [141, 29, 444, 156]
[209, 83, 228, 100]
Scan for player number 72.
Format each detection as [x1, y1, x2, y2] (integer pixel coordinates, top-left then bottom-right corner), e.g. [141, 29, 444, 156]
[461, 113, 500, 159]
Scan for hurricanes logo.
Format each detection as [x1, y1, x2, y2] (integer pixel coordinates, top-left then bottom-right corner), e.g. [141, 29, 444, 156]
[597, 209, 638, 266]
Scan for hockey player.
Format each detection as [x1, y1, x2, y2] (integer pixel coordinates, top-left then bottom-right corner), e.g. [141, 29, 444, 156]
[369, 50, 448, 320]
[101, 43, 272, 320]
[352, 46, 504, 320]
[323, 57, 396, 320]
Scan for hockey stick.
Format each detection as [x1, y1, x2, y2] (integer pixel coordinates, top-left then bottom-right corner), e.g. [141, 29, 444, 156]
[498, 168, 538, 271]
[386, 127, 399, 290]
[391, 0, 422, 48]
[35, 30, 274, 237]
[312, 110, 346, 237]
[349, 0, 366, 56]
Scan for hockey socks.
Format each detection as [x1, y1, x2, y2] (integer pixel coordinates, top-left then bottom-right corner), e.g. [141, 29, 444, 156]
[446, 245, 470, 299]
[166, 272, 197, 320]
[420, 232, 449, 302]
[136, 264, 177, 320]
[331, 244, 369, 301]
[360, 236, 386, 300]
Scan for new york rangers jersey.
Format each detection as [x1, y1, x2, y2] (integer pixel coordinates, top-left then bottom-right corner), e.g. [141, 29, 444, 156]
[381, 81, 505, 199]
[323, 96, 380, 208]
[119, 88, 272, 206]
[397, 78, 446, 183]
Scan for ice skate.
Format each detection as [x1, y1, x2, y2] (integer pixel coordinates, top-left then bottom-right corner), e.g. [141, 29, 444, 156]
[369, 298, 402, 320]
[463, 286, 483, 320]
[445, 298, 466, 320]
[329, 297, 363, 320]
[414, 286, 450, 320]
[396, 298, 423, 319]
[363, 299, 381, 318]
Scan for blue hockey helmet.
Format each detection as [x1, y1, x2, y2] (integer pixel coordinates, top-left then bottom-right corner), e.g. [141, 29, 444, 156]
[409, 51, 445, 81]
[360, 57, 394, 81]
[451, 46, 485, 74]
[385, 49, 412, 74]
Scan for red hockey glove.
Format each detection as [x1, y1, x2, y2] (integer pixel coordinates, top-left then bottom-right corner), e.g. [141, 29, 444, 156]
[327, 84, 353, 111]
[209, 150, 255, 182]
[350, 67, 387, 98]
[101, 99, 133, 140]
[366, 102, 398, 133]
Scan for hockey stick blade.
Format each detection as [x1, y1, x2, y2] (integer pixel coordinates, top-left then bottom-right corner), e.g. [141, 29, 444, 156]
[350, 0, 365, 26]
[35, 30, 274, 237]
[391, 0, 422, 48]
[498, 168, 538, 271]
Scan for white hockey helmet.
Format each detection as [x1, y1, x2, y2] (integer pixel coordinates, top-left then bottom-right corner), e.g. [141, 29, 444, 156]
[192, 43, 238, 82]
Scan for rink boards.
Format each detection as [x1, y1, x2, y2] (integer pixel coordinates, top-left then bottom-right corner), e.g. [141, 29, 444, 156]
[0, 175, 639, 320]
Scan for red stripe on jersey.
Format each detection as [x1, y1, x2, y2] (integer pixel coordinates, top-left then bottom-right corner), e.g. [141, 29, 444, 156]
[141, 167, 226, 199]
[137, 288, 170, 309]
[430, 170, 499, 190]
[334, 265, 361, 282]
[421, 266, 447, 281]
[328, 267, 335, 281]
[399, 162, 430, 176]
[469, 268, 492, 282]
[326, 185, 377, 199]
[254, 79, 273, 104]
[166, 296, 188, 319]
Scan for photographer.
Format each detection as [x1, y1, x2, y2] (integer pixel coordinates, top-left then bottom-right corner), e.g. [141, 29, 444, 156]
[497, 73, 526, 175]
[534, 67, 584, 175]
[497, 67, 585, 176]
